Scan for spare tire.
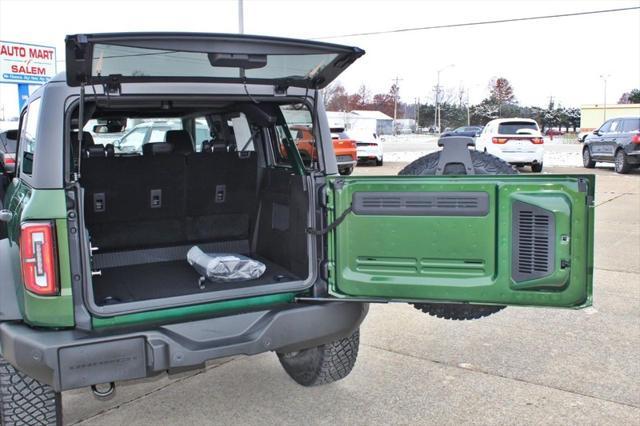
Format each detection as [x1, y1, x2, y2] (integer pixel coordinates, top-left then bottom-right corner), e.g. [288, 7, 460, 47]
[399, 149, 516, 176]
[399, 149, 515, 320]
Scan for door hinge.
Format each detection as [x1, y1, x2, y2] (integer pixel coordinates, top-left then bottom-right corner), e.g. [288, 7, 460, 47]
[320, 260, 330, 281]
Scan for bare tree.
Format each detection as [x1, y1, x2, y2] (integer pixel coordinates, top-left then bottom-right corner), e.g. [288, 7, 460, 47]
[356, 84, 370, 107]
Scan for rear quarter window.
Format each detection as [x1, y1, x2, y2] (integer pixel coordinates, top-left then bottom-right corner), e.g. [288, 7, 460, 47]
[19, 97, 43, 176]
[622, 118, 640, 133]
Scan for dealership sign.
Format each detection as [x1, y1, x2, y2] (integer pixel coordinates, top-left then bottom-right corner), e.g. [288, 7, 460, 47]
[0, 40, 57, 84]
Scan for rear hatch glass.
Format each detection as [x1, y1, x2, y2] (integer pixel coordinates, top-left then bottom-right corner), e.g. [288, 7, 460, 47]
[498, 122, 538, 135]
[66, 33, 364, 89]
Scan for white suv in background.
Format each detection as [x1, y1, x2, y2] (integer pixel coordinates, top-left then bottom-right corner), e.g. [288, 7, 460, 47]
[475, 118, 544, 172]
[349, 130, 384, 166]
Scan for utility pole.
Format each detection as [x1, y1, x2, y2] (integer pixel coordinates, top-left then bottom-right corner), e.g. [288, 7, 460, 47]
[434, 64, 454, 133]
[238, 0, 244, 34]
[466, 89, 470, 126]
[600, 74, 610, 121]
[415, 97, 420, 132]
[392, 76, 402, 135]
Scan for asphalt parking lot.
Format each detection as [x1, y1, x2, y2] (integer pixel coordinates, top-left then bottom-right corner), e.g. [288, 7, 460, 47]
[63, 148, 640, 425]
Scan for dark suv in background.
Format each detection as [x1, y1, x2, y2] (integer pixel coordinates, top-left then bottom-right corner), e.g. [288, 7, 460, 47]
[582, 117, 640, 173]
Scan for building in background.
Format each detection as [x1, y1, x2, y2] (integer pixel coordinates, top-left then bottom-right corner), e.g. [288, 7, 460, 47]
[395, 118, 417, 134]
[326, 110, 394, 135]
[580, 103, 640, 132]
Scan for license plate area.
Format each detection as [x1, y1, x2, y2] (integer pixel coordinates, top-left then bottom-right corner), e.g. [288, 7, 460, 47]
[58, 338, 147, 390]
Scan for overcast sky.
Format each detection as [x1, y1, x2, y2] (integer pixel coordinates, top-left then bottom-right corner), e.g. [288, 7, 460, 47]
[1, 0, 639, 117]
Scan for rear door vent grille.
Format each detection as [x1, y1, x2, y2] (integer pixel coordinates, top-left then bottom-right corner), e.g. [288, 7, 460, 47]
[352, 192, 489, 216]
[361, 197, 402, 209]
[512, 201, 555, 282]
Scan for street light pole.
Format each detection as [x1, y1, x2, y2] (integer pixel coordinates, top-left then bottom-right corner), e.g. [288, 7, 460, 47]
[600, 74, 610, 121]
[238, 0, 244, 34]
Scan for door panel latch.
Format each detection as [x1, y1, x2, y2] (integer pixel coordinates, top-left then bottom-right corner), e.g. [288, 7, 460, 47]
[215, 185, 226, 203]
[150, 189, 162, 208]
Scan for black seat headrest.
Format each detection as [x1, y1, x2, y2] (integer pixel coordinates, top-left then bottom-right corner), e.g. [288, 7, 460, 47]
[165, 130, 194, 154]
[82, 145, 107, 158]
[143, 142, 174, 156]
[212, 142, 227, 153]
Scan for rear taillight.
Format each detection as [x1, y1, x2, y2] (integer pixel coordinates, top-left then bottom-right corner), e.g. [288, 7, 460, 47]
[492, 137, 508, 144]
[20, 221, 59, 296]
[632, 133, 640, 144]
[5, 155, 15, 165]
[530, 137, 544, 144]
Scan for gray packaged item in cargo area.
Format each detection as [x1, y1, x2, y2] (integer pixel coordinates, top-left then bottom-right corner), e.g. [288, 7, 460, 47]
[187, 246, 266, 283]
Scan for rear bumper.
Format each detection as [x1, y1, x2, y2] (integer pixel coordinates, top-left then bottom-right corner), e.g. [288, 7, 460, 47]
[357, 146, 383, 159]
[336, 159, 357, 167]
[625, 148, 640, 162]
[493, 150, 544, 164]
[0, 302, 368, 391]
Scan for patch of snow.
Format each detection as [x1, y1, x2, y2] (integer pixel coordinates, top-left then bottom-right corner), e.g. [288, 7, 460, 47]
[379, 140, 584, 168]
[384, 150, 434, 163]
[543, 149, 583, 167]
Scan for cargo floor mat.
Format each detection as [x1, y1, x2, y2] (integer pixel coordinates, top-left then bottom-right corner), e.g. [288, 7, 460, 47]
[92, 256, 297, 305]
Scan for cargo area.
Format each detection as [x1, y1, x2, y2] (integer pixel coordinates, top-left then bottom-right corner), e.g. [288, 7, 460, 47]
[74, 99, 313, 311]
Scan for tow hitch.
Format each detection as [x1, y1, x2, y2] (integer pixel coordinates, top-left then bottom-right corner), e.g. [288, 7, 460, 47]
[91, 382, 116, 400]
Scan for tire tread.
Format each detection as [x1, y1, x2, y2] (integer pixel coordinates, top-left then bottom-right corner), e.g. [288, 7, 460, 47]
[278, 329, 359, 387]
[0, 357, 61, 426]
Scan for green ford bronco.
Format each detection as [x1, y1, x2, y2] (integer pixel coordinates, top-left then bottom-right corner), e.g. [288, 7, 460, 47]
[0, 33, 594, 425]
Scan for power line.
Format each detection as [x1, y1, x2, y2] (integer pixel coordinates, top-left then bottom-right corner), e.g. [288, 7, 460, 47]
[312, 6, 640, 40]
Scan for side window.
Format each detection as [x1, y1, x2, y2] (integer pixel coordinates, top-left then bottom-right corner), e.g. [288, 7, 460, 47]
[149, 128, 169, 143]
[190, 117, 211, 152]
[195, 123, 211, 149]
[271, 125, 294, 167]
[230, 114, 253, 151]
[118, 127, 148, 153]
[278, 104, 315, 168]
[598, 120, 611, 133]
[19, 98, 42, 175]
[608, 120, 621, 133]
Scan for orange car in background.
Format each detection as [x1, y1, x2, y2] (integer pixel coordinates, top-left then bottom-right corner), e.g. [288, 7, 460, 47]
[290, 125, 357, 175]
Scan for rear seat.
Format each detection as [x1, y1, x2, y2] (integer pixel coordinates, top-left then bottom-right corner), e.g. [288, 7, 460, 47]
[185, 151, 258, 243]
[82, 143, 187, 250]
[82, 139, 258, 251]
